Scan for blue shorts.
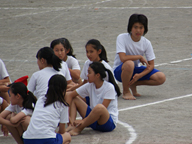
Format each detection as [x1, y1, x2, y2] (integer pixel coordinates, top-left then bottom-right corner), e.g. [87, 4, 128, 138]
[114, 64, 159, 82]
[85, 96, 90, 106]
[23, 133, 63, 144]
[85, 106, 116, 132]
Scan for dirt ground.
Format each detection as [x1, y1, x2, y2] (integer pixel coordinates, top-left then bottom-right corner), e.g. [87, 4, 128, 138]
[0, 0, 192, 144]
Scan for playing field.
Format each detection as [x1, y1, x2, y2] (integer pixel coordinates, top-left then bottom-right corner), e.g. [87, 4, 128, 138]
[0, 0, 192, 143]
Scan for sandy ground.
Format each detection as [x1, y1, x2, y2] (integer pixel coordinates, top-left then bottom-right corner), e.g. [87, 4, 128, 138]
[0, 0, 192, 144]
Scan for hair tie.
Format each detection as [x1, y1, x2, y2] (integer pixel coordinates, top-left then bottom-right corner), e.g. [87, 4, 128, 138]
[27, 90, 29, 94]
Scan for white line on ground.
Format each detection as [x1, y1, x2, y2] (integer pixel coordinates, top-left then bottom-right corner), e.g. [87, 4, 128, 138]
[118, 93, 192, 112]
[117, 120, 137, 144]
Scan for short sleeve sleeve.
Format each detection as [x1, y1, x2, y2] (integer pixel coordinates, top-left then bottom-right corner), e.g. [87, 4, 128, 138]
[60, 106, 69, 123]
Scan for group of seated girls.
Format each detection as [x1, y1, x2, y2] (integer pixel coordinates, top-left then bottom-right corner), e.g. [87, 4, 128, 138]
[0, 13, 166, 144]
[0, 38, 121, 144]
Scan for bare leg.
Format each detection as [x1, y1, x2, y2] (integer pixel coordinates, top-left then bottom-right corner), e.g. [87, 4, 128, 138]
[6, 114, 23, 144]
[66, 97, 88, 132]
[21, 116, 30, 131]
[121, 61, 136, 100]
[69, 104, 110, 136]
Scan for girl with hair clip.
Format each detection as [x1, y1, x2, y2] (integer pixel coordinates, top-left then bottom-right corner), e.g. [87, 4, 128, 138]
[23, 74, 71, 144]
[27, 47, 71, 99]
[66, 62, 121, 136]
[0, 82, 37, 144]
[50, 38, 82, 84]
[69, 39, 116, 104]
[113, 13, 166, 100]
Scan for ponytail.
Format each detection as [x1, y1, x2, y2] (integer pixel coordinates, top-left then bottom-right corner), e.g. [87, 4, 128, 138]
[51, 54, 62, 71]
[10, 82, 37, 111]
[104, 68, 121, 96]
[89, 62, 121, 96]
[36, 47, 62, 71]
[23, 91, 37, 111]
[100, 44, 109, 62]
[85, 39, 109, 62]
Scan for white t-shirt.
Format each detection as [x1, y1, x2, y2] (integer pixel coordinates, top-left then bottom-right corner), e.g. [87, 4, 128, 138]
[5, 104, 33, 116]
[0, 97, 3, 105]
[76, 81, 118, 124]
[60, 61, 72, 81]
[0, 59, 9, 80]
[23, 96, 69, 139]
[80, 59, 113, 82]
[27, 67, 64, 99]
[66, 56, 80, 70]
[113, 33, 156, 70]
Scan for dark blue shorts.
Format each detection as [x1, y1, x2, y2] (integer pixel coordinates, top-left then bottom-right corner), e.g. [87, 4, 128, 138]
[85, 106, 116, 132]
[23, 133, 63, 144]
[114, 64, 159, 82]
[85, 96, 90, 106]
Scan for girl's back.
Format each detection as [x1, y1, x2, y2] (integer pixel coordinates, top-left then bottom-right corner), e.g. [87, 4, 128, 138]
[23, 96, 69, 139]
[28, 67, 63, 99]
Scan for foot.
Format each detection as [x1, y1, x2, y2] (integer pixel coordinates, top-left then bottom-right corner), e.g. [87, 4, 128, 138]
[69, 127, 83, 136]
[122, 93, 136, 100]
[66, 125, 76, 132]
[130, 85, 141, 97]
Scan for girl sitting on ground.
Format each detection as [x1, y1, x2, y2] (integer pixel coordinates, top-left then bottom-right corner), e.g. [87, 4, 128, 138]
[66, 62, 121, 136]
[0, 82, 37, 144]
[23, 74, 71, 144]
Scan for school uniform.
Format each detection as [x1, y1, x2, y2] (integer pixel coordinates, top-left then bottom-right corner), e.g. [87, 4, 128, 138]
[27, 67, 64, 99]
[0, 59, 10, 80]
[23, 96, 69, 144]
[76, 81, 118, 132]
[113, 33, 159, 82]
[5, 104, 33, 116]
[65, 56, 80, 70]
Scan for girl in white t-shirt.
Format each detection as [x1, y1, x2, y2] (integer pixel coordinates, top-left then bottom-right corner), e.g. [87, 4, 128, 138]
[66, 62, 121, 136]
[28, 47, 67, 99]
[23, 74, 71, 144]
[0, 82, 37, 144]
[50, 38, 81, 84]
[70, 39, 116, 105]
[113, 13, 166, 100]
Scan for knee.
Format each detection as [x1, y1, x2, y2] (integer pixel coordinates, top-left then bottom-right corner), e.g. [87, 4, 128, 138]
[122, 60, 134, 72]
[93, 104, 105, 113]
[157, 72, 166, 85]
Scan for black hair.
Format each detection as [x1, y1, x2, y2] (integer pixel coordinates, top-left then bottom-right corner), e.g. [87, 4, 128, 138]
[127, 13, 148, 35]
[50, 38, 76, 58]
[85, 39, 109, 62]
[89, 62, 121, 96]
[10, 82, 37, 111]
[36, 47, 62, 71]
[44, 74, 69, 108]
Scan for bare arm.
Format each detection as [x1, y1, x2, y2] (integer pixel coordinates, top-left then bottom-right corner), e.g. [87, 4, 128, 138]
[58, 123, 65, 134]
[68, 80, 87, 91]
[129, 60, 154, 85]
[10, 112, 26, 124]
[119, 52, 149, 66]
[68, 69, 81, 81]
[102, 99, 111, 108]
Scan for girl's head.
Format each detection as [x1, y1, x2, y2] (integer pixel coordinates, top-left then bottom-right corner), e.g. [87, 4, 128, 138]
[44, 74, 69, 107]
[36, 47, 62, 71]
[50, 38, 76, 61]
[127, 13, 148, 36]
[89, 62, 121, 96]
[85, 39, 108, 62]
[9, 82, 37, 110]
